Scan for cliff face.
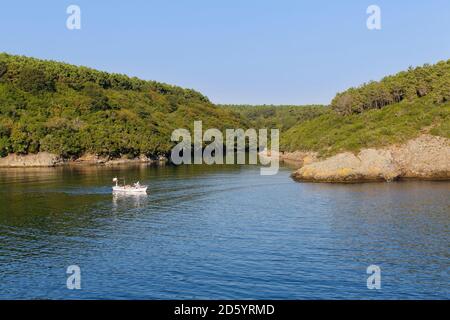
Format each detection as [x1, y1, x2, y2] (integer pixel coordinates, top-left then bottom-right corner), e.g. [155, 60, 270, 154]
[291, 135, 450, 182]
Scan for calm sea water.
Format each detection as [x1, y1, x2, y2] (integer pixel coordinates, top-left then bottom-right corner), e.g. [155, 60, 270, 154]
[0, 164, 448, 299]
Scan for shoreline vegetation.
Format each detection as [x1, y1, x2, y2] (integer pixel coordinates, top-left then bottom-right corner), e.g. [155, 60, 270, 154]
[0, 53, 449, 182]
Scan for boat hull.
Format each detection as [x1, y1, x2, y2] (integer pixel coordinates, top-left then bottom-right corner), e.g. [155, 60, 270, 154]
[112, 186, 148, 193]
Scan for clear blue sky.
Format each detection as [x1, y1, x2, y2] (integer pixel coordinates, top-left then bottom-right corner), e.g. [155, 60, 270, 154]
[1, 0, 449, 105]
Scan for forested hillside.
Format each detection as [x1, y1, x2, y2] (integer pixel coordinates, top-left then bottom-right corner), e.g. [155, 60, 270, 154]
[331, 60, 449, 115]
[281, 60, 450, 156]
[0, 53, 243, 158]
[220, 104, 327, 131]
[1, 54, 448, 161]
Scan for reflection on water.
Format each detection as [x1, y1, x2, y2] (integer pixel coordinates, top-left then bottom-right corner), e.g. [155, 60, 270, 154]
[0, 164, 448, 299]
[112, 193, 149, 209]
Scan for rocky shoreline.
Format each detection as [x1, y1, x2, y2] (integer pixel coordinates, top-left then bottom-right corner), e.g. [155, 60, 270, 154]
[288, 134, 450, 183]
[1, 134, 449, 183]
[0, 152, 168, 168]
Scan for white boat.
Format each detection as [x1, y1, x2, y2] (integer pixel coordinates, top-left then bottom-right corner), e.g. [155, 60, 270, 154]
[112, 177, 148, 193]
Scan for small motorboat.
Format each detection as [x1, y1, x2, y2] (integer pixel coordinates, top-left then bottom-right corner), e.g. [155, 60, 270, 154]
[112, 177, 148, 193]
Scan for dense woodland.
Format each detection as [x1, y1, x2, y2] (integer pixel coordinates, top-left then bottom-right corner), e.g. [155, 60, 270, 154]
[220, 104, 327, 131]
[0, 53, 448, 160]
[331, 60, 450, 115]
[0, 53, 244, 158]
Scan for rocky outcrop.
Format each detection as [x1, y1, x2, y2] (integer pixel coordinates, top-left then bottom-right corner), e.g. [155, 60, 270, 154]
[292, 149, 401, 182]
[292, 135, 450, 182]
[104, 154, 153, 166]
[74, 153, 109, 165]
[0, 152, 62, 167]
[73, 154, 168, 166]
[0, 153, 168, 167]
[280, 151, 318, 166]
[390, 135, 450, 179]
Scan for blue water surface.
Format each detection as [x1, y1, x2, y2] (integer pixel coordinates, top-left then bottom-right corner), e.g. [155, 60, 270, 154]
[0, 164, 448, 299]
